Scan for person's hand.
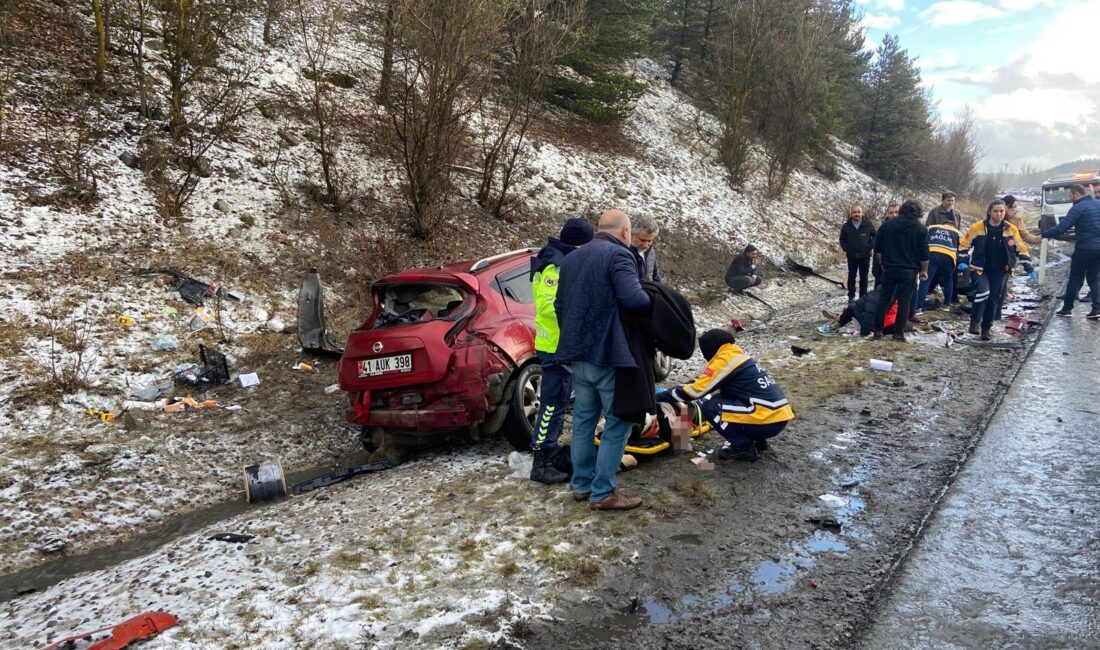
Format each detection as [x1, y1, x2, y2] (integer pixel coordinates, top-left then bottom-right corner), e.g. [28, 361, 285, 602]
[655, 390, 681, 407]
[919, 271, 928, 281]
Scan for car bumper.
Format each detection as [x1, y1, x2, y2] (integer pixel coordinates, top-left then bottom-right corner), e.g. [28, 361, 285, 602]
[347, 406, 470, 431]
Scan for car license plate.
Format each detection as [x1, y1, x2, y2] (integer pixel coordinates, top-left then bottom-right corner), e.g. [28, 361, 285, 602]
[358, 353, 413, 377]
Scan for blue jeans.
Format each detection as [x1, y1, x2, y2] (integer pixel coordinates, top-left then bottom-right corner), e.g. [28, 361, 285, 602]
[532, 352, 572, 450]
[917, 252, 956, 308]
[569, 361, 633, 503]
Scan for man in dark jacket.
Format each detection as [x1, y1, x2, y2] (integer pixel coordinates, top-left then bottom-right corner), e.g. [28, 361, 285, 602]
[631, 215, 661, 283]
[556, 209, 651, 511]
[725, 245, 763, 293]
[925, 191, 959, 229]
[872, 202, 900, 285]
[1042, 184, 1100, 319]
[839, 203, 876, 302]
[872, 199, 928, 341]
[528, 217, 594, 484]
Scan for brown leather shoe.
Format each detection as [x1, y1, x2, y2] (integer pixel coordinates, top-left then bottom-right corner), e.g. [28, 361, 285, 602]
[590, 490, 642, 511]
[572, 491, 590, 502]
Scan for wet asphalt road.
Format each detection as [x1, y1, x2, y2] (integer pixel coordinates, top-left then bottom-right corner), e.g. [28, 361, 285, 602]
[862, 313, 1100, 648]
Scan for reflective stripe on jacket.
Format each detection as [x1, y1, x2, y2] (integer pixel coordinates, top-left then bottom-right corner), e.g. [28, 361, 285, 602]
[927, 223, 961, 262]
[961, 219, 1030, 274]
[671, 343, 794, 425]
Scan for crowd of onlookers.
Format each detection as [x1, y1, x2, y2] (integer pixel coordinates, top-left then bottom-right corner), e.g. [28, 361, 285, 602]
[522, 183, 1100, 510]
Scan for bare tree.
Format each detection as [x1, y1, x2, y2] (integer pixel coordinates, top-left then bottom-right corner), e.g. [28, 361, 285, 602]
[388, 0, 506, 239]
[116, 0, 154, 117]
[475, 0, 584, 219]
[42, 83, 104, 203]
[261, 0, 287, 44]
[92, 0, 108, 86]
[293, 0, 349, 211]
[377, 0, 396, 105]
[704, 0, 774, 188]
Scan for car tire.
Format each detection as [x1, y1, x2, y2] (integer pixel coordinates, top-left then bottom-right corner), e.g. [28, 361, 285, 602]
[502, 362, 540, 451]
[654, 350, 672, 382]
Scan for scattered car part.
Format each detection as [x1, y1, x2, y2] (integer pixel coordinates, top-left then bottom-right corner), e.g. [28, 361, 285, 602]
[791, 345, 812, 357]
[242, 459, 287, 504]
[741, 290, 777, 320]
[42, 611, 178, 650]
[242, 457, 395, 503]
[137, 267, 236, 306]
[209, 533, 255, 543]
[298, 269, 345, 356]
[175, 345, 231, 389]
[290, 460, 395, 494]
[787, 254, 847, 288]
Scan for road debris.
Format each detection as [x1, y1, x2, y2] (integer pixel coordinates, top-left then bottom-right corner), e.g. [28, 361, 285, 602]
[869, 359, 893, 372]
[818, 494, 849, 508]
[239, 372, 260, 388]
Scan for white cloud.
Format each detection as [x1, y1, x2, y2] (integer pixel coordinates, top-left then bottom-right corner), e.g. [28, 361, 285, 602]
[996, 0, 1054, 10]
[921, 1, 1005, 26]
[961, 0, 1100, 169]
[877, 0, 905, 10]
[862, 13, 902, 29]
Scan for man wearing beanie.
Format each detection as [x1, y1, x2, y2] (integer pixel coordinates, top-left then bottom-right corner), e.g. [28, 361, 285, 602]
[657, 329, 793, 462]
[528, 216, 594, 484]
[556, 209, 651, 510]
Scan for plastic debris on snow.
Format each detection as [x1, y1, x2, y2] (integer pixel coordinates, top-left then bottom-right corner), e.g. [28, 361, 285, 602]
[239, 372, 260, 388]
[507, 452, 533, 479]
[819, 494, 849, 508]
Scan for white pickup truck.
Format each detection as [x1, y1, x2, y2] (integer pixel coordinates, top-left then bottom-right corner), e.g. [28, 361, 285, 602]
[1039, 170, 1100, 240]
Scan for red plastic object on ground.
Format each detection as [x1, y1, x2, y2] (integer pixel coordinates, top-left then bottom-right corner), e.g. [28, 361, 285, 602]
[1005, 315, 1029, 337]
[43, 611, 178, 650]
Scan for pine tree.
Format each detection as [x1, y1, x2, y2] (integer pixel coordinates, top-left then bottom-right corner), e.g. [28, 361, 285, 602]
[855, 34, 933, 184]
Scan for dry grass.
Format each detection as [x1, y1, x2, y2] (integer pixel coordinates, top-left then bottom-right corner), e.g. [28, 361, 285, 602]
[673, 477, 716, 507]
[537, 547, 600, 586]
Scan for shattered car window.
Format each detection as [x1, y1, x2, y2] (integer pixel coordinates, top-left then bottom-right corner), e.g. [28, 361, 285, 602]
[372, 284, 469, 328]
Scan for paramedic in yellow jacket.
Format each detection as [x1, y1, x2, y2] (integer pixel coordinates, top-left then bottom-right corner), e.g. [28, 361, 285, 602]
[656, 329, 793, 462]
[960, 199, 1034, 340]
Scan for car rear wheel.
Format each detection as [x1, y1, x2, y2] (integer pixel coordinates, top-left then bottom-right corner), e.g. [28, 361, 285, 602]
[502, 362, 540, 451]
[654, 350, 672, 382]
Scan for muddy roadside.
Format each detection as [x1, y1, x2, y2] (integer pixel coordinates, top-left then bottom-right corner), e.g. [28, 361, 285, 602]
[525, 260, 1071, 649]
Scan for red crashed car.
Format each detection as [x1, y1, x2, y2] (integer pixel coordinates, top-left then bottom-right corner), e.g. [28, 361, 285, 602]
[338, 249, 542, 451]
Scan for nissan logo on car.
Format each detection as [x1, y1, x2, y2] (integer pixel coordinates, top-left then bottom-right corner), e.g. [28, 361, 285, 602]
[372, 342, 384, 353]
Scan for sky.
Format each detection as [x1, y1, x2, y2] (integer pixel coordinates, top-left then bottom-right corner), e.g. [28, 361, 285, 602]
[858, 0, 1100, 173]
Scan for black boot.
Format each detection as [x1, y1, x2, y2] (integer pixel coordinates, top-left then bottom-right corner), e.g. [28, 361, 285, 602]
[530, 449, 569, 484]
[1087, 306, 1100, 320]
[968, 321, 981, 335]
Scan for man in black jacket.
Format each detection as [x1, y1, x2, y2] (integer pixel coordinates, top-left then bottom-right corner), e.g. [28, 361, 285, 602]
[872, 200, 929, 341]
[725, 245, 763, 293]
[839, 203, 876, 302]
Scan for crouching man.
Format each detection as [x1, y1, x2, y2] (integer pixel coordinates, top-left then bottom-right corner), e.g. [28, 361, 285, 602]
[656, 329, 794, 462]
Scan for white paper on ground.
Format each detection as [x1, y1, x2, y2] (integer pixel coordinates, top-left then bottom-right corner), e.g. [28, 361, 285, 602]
[239, 372, 260, 387]
[819, 494, 849, 507]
